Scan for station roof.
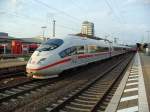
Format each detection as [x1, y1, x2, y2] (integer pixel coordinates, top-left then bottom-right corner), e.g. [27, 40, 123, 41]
[20, 38, 43, 44]
[0, 35, 43, 44]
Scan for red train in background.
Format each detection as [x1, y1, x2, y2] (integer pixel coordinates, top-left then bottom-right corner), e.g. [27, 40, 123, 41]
[12, 40, 22, 54]
[0, 45, 4, 54]
[0, 40, 39, 56]
[28, 43, 38, 53]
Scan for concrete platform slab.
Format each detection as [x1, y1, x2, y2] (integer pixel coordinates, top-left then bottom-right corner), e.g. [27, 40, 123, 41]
[105, 52, 149, 112]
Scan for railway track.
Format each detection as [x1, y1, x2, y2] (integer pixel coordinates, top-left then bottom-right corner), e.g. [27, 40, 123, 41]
[0, 65, 26, 80]
[0, 53, 135, 112]
[44, 53, 133, 112]
[0, 72, 26, 81]
[0, 78, 59, 104]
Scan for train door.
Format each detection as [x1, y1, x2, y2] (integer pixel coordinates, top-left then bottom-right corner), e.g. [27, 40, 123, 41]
[109, 44, 113, 57]
[76, 46, 86, 65]
[71, 55, 78, 64]
[70, 47, 78, 67]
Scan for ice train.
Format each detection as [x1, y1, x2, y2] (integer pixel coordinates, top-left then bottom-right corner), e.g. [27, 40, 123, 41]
[26, 35, 131, 79]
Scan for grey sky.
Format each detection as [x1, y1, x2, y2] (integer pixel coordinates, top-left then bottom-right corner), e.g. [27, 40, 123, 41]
[0, 0, 150, 44]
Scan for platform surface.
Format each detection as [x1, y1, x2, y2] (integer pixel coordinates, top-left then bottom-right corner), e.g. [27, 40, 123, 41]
[106, 52, 149, 112]
[0, 59, 27, 68]
[140, 53, 150, 110]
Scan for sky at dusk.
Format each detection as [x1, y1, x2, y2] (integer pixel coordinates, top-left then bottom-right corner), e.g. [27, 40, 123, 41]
[0, 0, 150, 44]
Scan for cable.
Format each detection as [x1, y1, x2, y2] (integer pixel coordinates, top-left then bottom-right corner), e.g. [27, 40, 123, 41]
[57, 24, 79, 31]
[70, 0, 88, 19]
[109, 0, 126, 23]
[105, 0, 123, 24]
[34, 0, 81, 23]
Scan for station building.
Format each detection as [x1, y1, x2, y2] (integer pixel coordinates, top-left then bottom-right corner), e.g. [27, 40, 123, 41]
[81, 21, 95, 36]
[0, 32, 43, 55]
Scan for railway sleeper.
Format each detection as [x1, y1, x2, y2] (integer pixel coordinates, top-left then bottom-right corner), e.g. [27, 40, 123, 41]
[64, 105, 90, 112]
[74, 99, 97, 104]
[81, 93, 101, 98]
[4, 90, 16, 95]
[0, 94, 9, 99]
[10, 98, 17, 102]
[69, 102, 94, 108]
[2, 101, 9, 106]
[23, 84, 35, 88]
[84, 91, 103, 95]
[59, 110, 67, 112]
[78, 95, 102, 101]
[89, 86, 109, 89]
[99, 104, 107, 110]
[11, 88, 23, 92]
[101, 101, 109, 106]
[17, 96, 24, 99]
[87, 88, 105, 93]
[17, 86, 29, 90]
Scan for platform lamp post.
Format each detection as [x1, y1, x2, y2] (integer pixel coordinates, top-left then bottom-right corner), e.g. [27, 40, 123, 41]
[146, 31, 150, 55]
[100, 38, 112, 56]
[3, 44, 6, 54]
[104, 34, 109, 43]
[114, 37, 119, 44]
[146, 31, 150, 43]
[41, 26, 47, 41]
[53, 20, 56, 37]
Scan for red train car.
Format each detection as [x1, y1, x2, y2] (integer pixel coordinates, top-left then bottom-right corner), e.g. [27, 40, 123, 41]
[11, 40, 22, 54]
[22, 44, 29, 54]
[29, 43, 38, 53]
[0, 45, 4, 54]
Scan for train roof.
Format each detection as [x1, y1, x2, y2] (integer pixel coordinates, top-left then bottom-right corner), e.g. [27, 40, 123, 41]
[58, 35, 110, 47]
[112, 44, 132, 48]
[47, 35, 132, 49]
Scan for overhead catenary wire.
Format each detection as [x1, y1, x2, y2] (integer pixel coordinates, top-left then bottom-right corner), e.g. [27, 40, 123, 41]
[105, 0, 123, 24]
[34, 0, 82, 23]
[57, 24, 79, 32]
[2, 11, 79, 35]
[109, 0, 126, 23]
[69, 0, 89, 19]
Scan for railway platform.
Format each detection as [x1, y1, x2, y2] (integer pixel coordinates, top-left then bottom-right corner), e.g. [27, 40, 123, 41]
[105, 52, 149, 112]
[0, 59, 27, 69]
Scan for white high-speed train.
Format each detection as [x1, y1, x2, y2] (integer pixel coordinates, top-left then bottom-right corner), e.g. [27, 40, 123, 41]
[26, 35, 131, 79]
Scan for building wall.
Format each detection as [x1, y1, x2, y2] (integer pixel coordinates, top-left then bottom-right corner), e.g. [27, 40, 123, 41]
[81, 21, 94, 36]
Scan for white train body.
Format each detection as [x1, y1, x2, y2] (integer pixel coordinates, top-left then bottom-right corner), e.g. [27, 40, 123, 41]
[26, 35, 130, 79]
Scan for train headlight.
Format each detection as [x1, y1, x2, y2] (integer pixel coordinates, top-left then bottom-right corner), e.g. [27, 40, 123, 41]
[37, 58, 46, 64]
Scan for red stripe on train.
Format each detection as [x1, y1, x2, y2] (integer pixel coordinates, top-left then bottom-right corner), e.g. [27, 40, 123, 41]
[78, 52, 110, 59]
[27, 58, 71, 71]
[27, 52, 110, 71]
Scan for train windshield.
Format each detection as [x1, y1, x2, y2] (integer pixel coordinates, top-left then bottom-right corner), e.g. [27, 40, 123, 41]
[36, 39, 64, 51]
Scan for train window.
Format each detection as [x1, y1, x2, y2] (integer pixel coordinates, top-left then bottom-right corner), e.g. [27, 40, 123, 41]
[114, 47, 122, 51]
[59, 51, 66, 58]
[36, 39, 63, 51]
[96, 47, 109, 52]
[76, 46, 84, 54]
[87, 45, 109, 53]
[88, 45, 97, 53]
[44, 39, 63, 46]
[59, 47, 77, 58]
